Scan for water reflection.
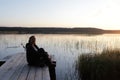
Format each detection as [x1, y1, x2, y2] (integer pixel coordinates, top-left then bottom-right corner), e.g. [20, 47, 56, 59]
[0, 34, 120, 80]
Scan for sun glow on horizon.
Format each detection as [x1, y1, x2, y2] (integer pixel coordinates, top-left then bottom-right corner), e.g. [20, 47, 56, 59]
[0, 0, 120, 30]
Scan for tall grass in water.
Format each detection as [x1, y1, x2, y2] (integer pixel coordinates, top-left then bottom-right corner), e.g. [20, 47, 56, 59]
[77, 49, 120, 80]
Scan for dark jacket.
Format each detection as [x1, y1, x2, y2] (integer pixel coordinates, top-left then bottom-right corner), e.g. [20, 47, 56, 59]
[26, 43, 49, 66]
[26, 43, 41, 65]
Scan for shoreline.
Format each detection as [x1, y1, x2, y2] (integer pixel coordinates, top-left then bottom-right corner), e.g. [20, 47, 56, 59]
[0, 27, 120, 34]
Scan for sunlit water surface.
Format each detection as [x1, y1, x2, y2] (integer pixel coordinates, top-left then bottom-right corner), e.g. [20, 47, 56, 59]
[0, 34, 120, 80]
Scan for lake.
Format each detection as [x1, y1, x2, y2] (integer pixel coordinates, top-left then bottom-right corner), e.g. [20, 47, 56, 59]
[0, 34, 120, 80]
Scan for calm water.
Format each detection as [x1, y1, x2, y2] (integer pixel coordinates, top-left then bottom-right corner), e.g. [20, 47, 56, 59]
[0, 34, 120, 80]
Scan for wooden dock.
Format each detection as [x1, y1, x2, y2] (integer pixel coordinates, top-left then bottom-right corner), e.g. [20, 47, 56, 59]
[0, 53, 50, 80]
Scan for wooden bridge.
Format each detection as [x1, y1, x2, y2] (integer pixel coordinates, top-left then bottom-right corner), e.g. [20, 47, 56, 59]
[0, 53, 50, 80]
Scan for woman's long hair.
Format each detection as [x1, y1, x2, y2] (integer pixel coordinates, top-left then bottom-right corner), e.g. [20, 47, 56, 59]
[28, 36, 35, 44]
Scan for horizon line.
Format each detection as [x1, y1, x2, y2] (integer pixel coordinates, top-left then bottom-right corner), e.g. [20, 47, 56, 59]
[1, 26, 120, 30]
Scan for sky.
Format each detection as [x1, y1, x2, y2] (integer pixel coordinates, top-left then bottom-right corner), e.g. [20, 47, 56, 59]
[0, 0, 120, 30]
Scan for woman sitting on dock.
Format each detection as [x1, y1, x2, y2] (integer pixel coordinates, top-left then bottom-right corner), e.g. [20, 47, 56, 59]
[26, 36, 56, 80]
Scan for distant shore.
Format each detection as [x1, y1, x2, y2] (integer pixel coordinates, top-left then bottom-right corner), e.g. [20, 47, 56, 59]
[0, 27, 120, 34]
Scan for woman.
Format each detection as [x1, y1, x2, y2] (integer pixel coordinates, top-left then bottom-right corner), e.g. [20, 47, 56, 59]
[26, 36, 56, 80]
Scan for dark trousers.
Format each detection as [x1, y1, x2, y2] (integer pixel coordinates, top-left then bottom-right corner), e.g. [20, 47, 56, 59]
[44, 55, 56, 80]
[48, 64, 56, 80]
[38, 49, 56, 80]
[28, 48, 56, 80]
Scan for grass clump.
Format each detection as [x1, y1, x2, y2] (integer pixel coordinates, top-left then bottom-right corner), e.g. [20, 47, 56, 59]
[77, 49, 120, 80]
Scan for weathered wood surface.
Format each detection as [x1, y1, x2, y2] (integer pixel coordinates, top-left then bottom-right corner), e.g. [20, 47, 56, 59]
[0, 53, 50, 80]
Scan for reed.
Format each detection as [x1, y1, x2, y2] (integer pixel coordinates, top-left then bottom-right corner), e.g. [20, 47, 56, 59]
[77, 49, 120, 80]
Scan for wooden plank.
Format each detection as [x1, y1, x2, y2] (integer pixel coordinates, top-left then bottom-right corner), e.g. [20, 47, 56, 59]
[0, 53, 23, 79]
[0, 53, 22, 69]
[35, 67, 43, 80]
[9, 54, 26, 80]
[17, 64, 30, 80]
[0, 53, 21, 72]
[0, 53, 24, 80]
[0, 53, 52, 80]
[42, 67, 50, 80]
[27, 66, 36, 80]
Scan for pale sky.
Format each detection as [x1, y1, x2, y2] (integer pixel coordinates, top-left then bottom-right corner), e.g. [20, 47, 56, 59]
[0, 0, 120, 30]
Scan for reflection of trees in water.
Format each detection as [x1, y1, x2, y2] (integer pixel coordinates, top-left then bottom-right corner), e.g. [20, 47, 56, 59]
[1, 34, 120, 80]
[64, 62, 79, 80]
[0, 34, 29, 59]
[73, 39, 107, 54]
[56, 58, 79, 80]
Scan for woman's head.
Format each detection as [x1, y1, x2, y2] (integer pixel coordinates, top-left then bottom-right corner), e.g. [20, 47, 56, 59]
[28, 36, 36, 44]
